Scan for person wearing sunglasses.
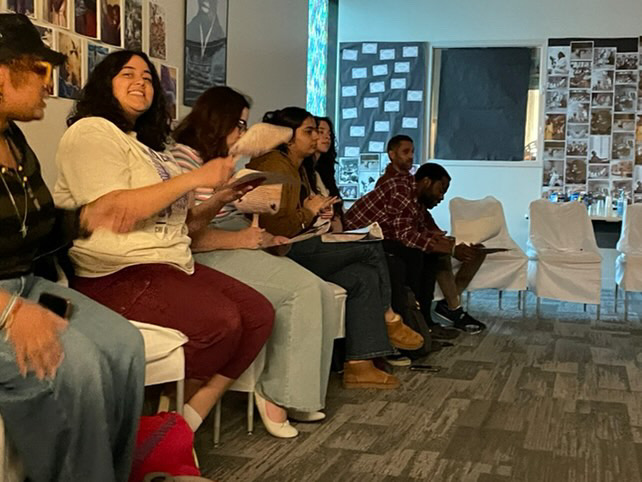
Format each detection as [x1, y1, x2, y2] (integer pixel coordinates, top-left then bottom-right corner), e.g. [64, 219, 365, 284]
[0, 14, 146, 481]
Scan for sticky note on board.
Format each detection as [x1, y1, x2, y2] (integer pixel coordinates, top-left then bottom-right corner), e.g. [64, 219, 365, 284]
[369, 81, 385, 93]
[342, 49, 358, 60]
[407, 90, 423, 101]
[384, 100, 400, 112]
[364, 97, 379, 108]
[403, 46, 419, 57]
[372, 64, 389, 76]
[352, 67, 367, 79]
[362, 43, 378, 54]
[395, 61, 410, 73]
[345, 146, 360, 157]
[402, 117, 418, 128]
[374, 121, 390, 132]
[350, 125, 366, 137]
[342, 85, 357, 97]
[342, 107, 358, 119]
[368, 141, 385, 152]
[391, 78, 407, 89]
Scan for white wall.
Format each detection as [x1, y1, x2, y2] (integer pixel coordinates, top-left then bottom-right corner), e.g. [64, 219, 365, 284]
[339, 0, 642, 249]
[20, 0, 309, 187]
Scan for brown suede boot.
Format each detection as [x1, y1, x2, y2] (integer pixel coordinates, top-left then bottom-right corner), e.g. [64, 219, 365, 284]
[385, 316, 424, 350]
[342, 360, 401, 389]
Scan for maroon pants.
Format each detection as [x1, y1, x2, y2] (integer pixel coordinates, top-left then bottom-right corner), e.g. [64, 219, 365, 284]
[71, 263, 274, 381]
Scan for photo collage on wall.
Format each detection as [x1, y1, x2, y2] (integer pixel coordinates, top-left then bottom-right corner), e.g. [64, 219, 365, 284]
[1, 0, 178, 119]
[337, 42, 426, 200]
[543, 36, 642, 204]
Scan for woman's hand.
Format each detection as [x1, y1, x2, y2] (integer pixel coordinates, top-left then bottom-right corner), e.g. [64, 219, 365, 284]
[196, 155, 237, 189]
[237, 226, 275, 249]
[80, 190, 137, 234]
[304, 195, 338, 216]
[318, 206, 334, 220]
[6, 301, 68, 380]
[212, 181, 255, 205]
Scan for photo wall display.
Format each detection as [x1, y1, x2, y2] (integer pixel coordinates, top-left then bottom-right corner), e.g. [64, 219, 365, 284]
[543, 37, 642, 204]
[337, 42, 426, 199]
[1, 0, 175, 108]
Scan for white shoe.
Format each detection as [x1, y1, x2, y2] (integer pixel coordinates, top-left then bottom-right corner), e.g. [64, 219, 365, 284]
[287, 410, 326, 423]
[254, 392, 299, 438]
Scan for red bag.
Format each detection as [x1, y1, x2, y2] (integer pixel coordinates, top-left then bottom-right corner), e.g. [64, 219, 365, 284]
[129, 412, 200, 482]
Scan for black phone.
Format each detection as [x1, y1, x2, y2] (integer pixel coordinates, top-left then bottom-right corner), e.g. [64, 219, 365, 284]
[409, 364, 441, 372]
[38, 293, 73, 319]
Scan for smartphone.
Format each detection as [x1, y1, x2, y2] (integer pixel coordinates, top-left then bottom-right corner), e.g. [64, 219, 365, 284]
[38, 293, 73, 319]
[409, 364, 441, 372]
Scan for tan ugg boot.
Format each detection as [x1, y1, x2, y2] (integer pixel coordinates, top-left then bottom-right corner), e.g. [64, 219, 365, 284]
[386, 316, 424, 350]
[342, 360, 401, 389]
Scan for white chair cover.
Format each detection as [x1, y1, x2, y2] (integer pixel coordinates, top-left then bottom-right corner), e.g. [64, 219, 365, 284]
[449, 196, 527, 292]
[615, 204, 642, 291]
[527, 200, 602, 304]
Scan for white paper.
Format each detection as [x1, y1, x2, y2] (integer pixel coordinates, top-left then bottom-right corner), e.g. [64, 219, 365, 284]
[350, 125, 366, 137]
[374, 121, 390, 132]
[362, 42, 378, 54]
[394, 61, 410, 73]
[342, 107, 358, 119]
[407, 90, 423, 102]
[391, 78, 407, 89]
[380, 48, 395, 60]
[342, 85, 357, 97]
[364, 97, 379, 109]
[342, 49, 358, 61]
[372, 64, 389, 76]
[368, 141, 385, 153]
[369, 81, 385, 93]
[402, 117, 418, 128]
[384, 100, 400, 112]
[402, 46, 419, 58]
[352, 67, 367, 79]
[345, 146, 360, 157]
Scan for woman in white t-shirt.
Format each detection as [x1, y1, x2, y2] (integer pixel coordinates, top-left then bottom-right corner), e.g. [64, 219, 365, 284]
[53, 51, 275, 432]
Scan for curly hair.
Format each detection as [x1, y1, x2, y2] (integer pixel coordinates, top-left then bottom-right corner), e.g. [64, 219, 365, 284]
[172, 86, 251, 161]
[67, 50, 171, 151]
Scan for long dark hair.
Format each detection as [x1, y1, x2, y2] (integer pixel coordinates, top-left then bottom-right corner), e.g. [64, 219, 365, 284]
[310, 116, 340, 198]
[67, 50, 170, 151]
[172, 86, 251, 161]
[262, 107, 313, 154]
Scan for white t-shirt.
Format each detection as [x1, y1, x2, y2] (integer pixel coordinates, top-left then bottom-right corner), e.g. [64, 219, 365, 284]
[54, 117, 194, 277]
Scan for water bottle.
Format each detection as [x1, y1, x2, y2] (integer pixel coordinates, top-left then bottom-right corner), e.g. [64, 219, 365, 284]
[616, 191, 626, 217]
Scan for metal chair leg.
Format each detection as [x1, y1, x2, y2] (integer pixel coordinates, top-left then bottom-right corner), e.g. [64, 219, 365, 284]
[466, 291, 471, 310]
[614, 284, 619, 312]
[213, 401, 221, 447]
[517, 290, 522, 310]
[536, 297, 541, 318]
[583, 303, 587, 312]
[247, 392, 254, 434]
[624, 291, 629, 322]
[522, 290, 527, 317]
[176, 379, 184, 416]
[498, 290, 503, 310]
[596, 303, 601, 321]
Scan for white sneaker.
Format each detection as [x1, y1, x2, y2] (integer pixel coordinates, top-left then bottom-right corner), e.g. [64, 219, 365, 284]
[384, 355, 412, 367]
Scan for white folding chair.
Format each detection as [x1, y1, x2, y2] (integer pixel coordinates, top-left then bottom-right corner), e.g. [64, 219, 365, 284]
[527, 199, 602, 318]
[449, 196, 528, 311]
[615, 204, 642, 321]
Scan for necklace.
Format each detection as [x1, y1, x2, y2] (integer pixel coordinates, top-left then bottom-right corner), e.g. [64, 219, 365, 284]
[0, 166, 28, 237]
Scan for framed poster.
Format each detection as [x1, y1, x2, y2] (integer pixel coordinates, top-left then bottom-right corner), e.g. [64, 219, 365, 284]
[148, 0, 166, 59]
[183, 0, 228, 106]
[7, 0, 37, 17]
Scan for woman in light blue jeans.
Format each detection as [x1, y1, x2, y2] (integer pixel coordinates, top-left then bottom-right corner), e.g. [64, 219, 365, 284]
[170, 86, 340, 439]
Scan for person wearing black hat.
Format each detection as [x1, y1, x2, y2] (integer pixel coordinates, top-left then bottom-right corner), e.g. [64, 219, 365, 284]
[0, 13, 145, 482]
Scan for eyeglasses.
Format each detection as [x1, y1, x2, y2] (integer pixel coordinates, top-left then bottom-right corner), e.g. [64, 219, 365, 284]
[237, 119, 248, 133]
[32, 61, 53, 84]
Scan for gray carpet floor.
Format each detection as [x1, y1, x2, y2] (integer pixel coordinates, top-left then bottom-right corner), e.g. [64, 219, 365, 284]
[194, 290, 642, 481]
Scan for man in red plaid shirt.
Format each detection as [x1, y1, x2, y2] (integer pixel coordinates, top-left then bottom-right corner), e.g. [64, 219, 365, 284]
[345, 162, 487, 335]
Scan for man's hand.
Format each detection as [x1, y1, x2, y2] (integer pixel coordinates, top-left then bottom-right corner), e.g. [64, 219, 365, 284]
[6, 301, 67, 380]
[453, 243, 478, 262]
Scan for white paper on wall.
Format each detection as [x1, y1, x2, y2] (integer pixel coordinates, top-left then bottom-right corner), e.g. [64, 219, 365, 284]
[345, 146, 361, 157]
[407, 90, 423, 102]
[402, 117, 418, 128]
[369, 81, 385, 93]
[342, 85, 357, 97]
[342, 107, 358, 119]
[394, 61, 410, 73]
[374, 121, 390, 132]
[350, 126, 366, 137]
[364, 97, 379, 109]
[362, 43, 378, 54]
[391, 78, 407, 89]
[368, 141, 385, 152]
[372, 64, 389, 76]
[342, 49, 358, 61]
[380, 48, 395, 60]
[352, 67, 367, 79]
[384, 100, 400, 112]
[402, 46, 419, 58]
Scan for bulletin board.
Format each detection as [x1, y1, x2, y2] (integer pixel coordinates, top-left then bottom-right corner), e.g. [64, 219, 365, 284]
[337, 41, 426, 199]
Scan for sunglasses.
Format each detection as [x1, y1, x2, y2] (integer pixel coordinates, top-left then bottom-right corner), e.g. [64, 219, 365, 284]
[237, 119, 248, 133]
[32, 61, 53, 84]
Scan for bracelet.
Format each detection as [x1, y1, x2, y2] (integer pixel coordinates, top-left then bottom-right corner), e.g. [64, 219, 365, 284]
[0, 294, 19, 330]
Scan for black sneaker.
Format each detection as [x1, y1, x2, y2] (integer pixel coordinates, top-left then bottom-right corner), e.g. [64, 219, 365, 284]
[434, 300, 487, 335]
[427, 324, 460, 340]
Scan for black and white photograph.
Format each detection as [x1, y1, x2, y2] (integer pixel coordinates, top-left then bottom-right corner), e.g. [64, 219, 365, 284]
[593, 47, 616, 69]
[589, 135, 610, 163]
[358, 172, 377, 196]
[614, 113, 636, 131]
[544, 141, 565, 160]
[569, 91, 590, 103]
[8, 0, 36, 17]
[545, 114, 566, 140]
[591, 92, 613, 108]
[338, 158, 359, 184]
[612, 132, 635, 160]
[590, 109, 612, 135]
[358, 154, 380, 171]
[570, 41, 593, 60]
[612, 180, 633, 200]
[615, 70, 637, 85]
[149, 0, 167, 59]
[74, 0, 97, 38]
[588, 180, 610, 197]
[547, 76, 568, 89]
[614, 85, 636, 112]
[548, 46, 570, 75]
[565, 158, 587, 184]
[569, 61, 591, 89]
[546, 90, 568, 113]
[338, 185, 358, 201]
[616, 52, 638, 70]
[566, 140, 588, 157]
[568, 102, 589, 124]
[124, 0, 143, 51]
[543, 160, 564, 187]
[184, 0, 228, 106]
[588, 164, 609, 179]
[567, 124, 588, 140]
[101, 0, 122, 47]
[592, 69, 614, 91]
[611, 160, 633, 178]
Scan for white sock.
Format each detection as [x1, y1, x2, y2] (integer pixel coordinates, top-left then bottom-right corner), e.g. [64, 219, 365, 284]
[183, 403, 203, 432]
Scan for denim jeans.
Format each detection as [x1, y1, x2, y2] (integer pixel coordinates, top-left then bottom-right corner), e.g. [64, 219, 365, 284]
[287, 237, 395, 360]
[0, 274, 145, 482]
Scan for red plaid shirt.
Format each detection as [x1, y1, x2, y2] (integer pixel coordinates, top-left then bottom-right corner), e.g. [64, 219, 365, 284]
[344, 174, 444, 252]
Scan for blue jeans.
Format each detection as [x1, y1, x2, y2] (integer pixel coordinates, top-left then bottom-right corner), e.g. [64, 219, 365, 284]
[0, 274, 145, 482]
[287, 238, 395, 360]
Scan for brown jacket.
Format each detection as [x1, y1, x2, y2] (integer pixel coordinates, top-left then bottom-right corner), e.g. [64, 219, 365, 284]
[247, 150, 315, 238]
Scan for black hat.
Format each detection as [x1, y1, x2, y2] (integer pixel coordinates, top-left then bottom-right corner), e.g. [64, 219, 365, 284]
[0, 13, 65, 65]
